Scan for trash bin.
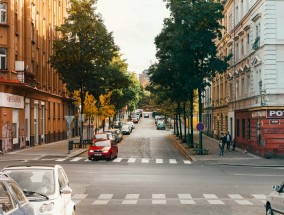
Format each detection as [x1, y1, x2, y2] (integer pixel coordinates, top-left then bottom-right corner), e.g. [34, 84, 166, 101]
[68, 140, 73, 150]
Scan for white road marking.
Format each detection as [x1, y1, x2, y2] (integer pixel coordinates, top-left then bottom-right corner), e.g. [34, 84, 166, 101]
[228, 194, 244, 199]
[73, 200, 81, 205]
[156, 159, 163, 164]
[141, 158, 149, 163]
[169, 159, 177, 164]
[252, 194, 266, 199]
[70, 157, 83, 162]
[207, 200, 224, 205]
[122, 200, 138, 204]
[152, 194, 166, 199]
[178, 194, 192, 199]
[128, 158, 136, 163]
[84, 159, 91, 162]
[152, 200, 167, 204]
[113, 158, 123, 162]
[203, 194, 218, 199]
[235, 200, 253, 205]
[55, 158, 66, 162]
[72, 194, 88, 199]
[183, 160, 192, 164]
[180, 200, 196, 204]
[125, 194, 139, 199]
[98, 194, 113, 199]
[93, 200, 109, 205]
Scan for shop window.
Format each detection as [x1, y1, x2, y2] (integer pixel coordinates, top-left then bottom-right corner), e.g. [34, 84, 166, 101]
[0, 3, 7, 24]
[242, 119, 245, 137]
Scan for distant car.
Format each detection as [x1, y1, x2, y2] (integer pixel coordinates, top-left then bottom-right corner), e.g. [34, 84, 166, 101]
[113, 120, 122, 128]
[126, 121, 135, 130]
[0, 173, 35, 215]
[132, 116, 139, 124]
[88, 139, 118, 161]
[144, 113, 149, 118]
[157, 120, 166, 130]
[93, 132, 115, 143]
[2, 165, 75, 215]
[265, 181, 284, 215]
[121, 124, 131, 135]
[105, 129, 123, 143]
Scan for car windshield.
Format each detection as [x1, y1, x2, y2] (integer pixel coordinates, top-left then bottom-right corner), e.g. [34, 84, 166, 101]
[3, 169, 55, 196]
[95, 134, 108, 139]
[94, 140, 111, 147]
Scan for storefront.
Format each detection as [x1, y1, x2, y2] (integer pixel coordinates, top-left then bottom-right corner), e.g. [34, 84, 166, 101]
[235, 108, 284, 158]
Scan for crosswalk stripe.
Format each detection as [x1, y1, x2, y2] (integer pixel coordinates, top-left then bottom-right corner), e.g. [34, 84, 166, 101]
[207, 200, 224, 205]
[228, 194, 244, 199]
[235, 200, 253, 205]
[93, 200, 109, 205]
[204, 194, 218, 199]
[128, 158, 136, 163]
[113, 158, 123, 162]
[142, 158, 149, 163]
[183, 160, 192, 164]
[55, 158, 66, 162]
[156, 159, 163, 164]
[70, 157, 83, 162]
[169, 159, 177, 164]
[73, 194, 88, 199]
[252, 194, 266, 199]
[122, 200, 138, 204]
[84, 159, 90, 162]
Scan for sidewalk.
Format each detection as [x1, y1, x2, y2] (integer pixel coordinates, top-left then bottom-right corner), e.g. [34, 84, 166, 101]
[170, 131, 284, 167]
[0, 137, 87, 162]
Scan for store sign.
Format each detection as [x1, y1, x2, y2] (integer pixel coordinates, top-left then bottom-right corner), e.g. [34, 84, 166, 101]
[251, 111, 266, 118]
[0, 93, 24, 109]
[269, 119, 280, 124]
[267, 110, 284, 118]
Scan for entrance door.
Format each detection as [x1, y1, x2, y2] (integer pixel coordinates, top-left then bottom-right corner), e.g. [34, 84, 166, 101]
[25, 101, 30, 146]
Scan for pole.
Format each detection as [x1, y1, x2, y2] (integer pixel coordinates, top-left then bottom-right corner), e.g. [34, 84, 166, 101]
[198, 88, 203, 154]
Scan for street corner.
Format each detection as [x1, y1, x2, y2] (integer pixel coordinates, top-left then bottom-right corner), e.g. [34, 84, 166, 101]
[168, 134, 194, 161]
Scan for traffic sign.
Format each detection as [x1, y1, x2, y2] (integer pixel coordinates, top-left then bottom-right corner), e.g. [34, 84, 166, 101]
[64, 115, 75, 125]
[196, 122, 205, 131]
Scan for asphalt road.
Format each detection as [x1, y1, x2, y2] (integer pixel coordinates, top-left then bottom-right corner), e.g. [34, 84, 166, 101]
[1, 115, 283, 215]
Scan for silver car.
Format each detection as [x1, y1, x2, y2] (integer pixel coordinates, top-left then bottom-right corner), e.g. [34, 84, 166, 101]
[265, 181, 284, 215]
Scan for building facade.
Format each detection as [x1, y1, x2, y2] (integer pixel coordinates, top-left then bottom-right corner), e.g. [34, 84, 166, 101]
[208, 0, 284, 157]
[0, 0, 77, 152]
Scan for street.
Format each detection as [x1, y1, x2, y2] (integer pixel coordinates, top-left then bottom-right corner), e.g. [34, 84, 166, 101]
[1, 116, 283, 215]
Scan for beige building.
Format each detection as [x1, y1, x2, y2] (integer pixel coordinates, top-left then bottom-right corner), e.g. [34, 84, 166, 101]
[208, 0, 284, 157]
[0, 0, 77, 152]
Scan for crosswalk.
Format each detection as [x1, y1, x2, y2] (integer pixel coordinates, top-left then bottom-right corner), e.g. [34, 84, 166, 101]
[72, 193, 267, 206]
[53, 157, 192, 165]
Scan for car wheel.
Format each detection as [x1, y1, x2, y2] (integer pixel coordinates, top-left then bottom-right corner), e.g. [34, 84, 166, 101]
[88, 157, 92, 160]
[266, 204, 274, 215]
[108, 154, 113, 161]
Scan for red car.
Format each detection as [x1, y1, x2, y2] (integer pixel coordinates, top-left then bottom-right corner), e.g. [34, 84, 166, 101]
[88, 139, 118, 161]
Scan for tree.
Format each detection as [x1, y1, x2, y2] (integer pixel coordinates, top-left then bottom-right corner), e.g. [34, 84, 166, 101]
[50, 0, 118, 142]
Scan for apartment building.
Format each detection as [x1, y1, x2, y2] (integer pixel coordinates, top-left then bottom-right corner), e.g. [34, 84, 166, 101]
[208, 0, 284, 157]
[0, 0, 77, 152]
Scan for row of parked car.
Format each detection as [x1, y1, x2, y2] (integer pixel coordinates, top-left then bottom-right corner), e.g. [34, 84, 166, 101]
[0, 164, 75, 215]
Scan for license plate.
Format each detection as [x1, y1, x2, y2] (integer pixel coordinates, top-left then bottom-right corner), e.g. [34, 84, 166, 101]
[94, 154, 101, 156]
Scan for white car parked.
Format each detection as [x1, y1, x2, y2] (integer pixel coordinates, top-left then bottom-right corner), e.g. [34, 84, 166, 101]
[265, 180, 284, 215]
[2, 165, 75, 215]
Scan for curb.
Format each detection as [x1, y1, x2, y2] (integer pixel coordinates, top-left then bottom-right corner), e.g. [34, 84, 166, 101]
[206, 162, 284, 167]
[168, 134, 193, 161]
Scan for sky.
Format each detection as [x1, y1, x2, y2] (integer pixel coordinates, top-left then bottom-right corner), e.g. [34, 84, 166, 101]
[96, 0, 170, 73]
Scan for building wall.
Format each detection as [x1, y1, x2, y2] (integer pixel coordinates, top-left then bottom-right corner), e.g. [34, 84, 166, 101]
[0, 0, 75, 152]
[212, 0, 284, 157]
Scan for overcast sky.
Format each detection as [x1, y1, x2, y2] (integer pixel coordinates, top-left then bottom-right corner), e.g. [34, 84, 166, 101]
[96, 0, 170, 73]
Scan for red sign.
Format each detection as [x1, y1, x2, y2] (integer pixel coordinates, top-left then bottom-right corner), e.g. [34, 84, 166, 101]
[267, 110, 284, 118]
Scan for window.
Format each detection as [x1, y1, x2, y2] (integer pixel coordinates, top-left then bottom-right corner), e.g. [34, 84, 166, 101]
[247, 74, 250, 96]
[0, 3, 7, 24]
[241, 39, 244, 57]
[241, 78, 245, 97]
[58, 168, 68, 189]
[0, 48, 7, 70]
[242, 119, 245, 137]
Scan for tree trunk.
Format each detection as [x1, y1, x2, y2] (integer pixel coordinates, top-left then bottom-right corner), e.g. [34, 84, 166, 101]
[189, 91, 194, 147]
[183, 102, 187, 143]
[178, 101, 182, 140]
[198, 87, 203, 152]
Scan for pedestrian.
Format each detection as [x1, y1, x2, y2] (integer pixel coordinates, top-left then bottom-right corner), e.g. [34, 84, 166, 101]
[219, 133, 225, 156]
[225, 131, 232, 151]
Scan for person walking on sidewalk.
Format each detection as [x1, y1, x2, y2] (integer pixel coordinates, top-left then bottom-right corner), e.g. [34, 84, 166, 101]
[225, 131, 232, 151]
[219, 133, 226, 156]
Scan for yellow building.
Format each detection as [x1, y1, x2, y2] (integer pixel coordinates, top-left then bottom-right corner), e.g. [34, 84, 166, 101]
[0, 0, 76, 152]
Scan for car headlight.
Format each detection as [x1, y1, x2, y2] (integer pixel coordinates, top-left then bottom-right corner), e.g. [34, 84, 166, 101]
[102, 150, 109, 153]
[89, 150, 94, 153]
[39, 202, 54, 213]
